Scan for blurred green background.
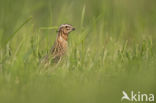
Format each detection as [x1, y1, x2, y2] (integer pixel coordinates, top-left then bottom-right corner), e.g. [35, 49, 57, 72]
[0, 0, 156, 103]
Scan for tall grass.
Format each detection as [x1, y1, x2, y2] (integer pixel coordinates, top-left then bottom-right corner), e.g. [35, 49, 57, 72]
[0, 0, 156, 103]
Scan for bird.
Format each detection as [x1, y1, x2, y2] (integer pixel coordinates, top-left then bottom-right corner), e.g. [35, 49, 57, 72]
[41, 24, 75, 65]
[121, 91, 131, 101]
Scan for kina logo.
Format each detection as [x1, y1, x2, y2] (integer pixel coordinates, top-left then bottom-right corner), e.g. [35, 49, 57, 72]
[121, 91, 154, 102]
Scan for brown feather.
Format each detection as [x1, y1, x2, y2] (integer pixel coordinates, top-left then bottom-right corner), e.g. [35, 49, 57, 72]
[41, 24, 75, 65]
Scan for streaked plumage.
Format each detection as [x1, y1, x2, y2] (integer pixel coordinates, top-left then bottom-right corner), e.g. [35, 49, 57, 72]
[41, 24, 75, 64]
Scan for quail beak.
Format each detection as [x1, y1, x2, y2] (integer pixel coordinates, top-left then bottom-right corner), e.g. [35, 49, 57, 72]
[72, 28, 75, 31]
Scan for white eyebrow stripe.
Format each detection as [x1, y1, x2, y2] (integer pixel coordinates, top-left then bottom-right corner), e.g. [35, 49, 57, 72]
[60, 24, 72, 27]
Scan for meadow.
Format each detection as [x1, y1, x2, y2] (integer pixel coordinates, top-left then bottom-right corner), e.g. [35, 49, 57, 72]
[0, 0, 156, 103]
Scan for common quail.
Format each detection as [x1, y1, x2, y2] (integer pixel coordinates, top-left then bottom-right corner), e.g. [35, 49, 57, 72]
[41, 24, 75, 64]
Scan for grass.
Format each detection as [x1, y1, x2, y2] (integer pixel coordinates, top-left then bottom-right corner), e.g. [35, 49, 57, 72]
[0, 0, 156, 103]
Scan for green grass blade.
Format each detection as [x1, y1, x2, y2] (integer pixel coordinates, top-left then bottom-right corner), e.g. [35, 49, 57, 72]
[3, 16, 32, 47]
[39, 26, 58, 30]
[81, 5, 86, 27]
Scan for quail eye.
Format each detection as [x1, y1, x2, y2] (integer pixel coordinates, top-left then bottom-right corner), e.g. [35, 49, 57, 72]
[65, 26, 68, 28]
